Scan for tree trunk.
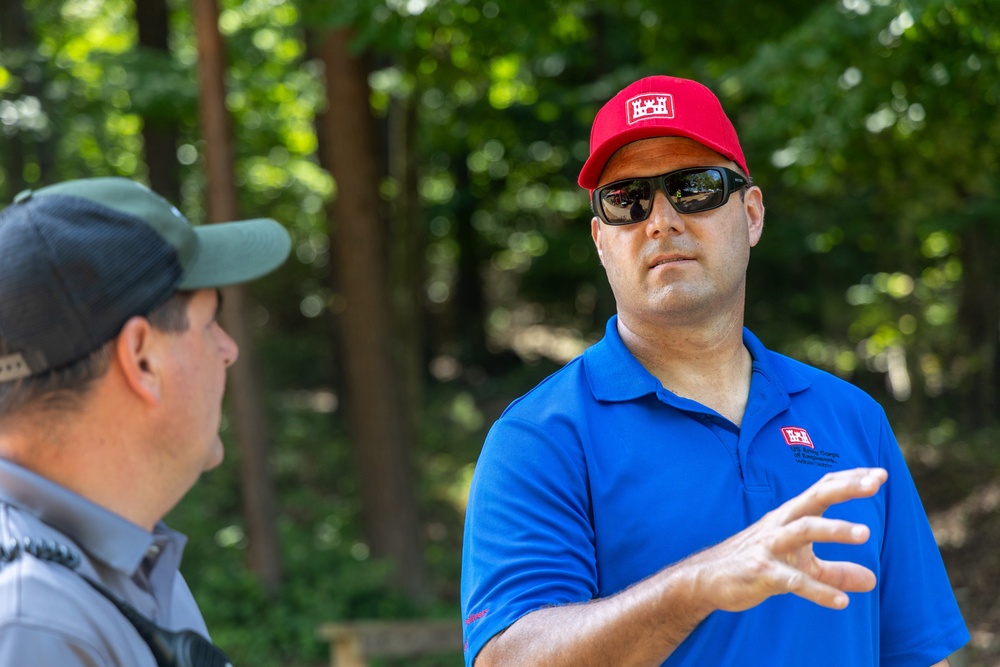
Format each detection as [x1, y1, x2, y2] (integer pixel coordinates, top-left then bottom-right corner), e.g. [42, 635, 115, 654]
[317, 28, 427, 601]
[957, 221, 1000, 429]
[135, 0, 181, 201]
[452, 153, 489, 364]
[388, 94, 425, 441]
[191, 0, 283, 594]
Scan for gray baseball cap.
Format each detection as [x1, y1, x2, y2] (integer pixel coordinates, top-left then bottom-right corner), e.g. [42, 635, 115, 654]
[0, 177, 291, 383]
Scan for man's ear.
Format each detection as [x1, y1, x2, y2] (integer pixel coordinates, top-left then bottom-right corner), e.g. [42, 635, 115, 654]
[591, 217, 605, 266]
[114, 316, 162, 406]
[745, 186, 765, 248]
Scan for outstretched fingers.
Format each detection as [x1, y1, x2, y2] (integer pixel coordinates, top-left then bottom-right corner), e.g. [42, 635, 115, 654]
[771, 516, 870, 554]
[811, 558, 877, 594]
[699, 467, 885, 614]
[781, 558, 877, 609]
[777, 467, 887, 523]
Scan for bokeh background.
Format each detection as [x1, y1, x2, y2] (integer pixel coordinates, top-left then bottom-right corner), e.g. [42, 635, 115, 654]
[1, 0, 998, 664]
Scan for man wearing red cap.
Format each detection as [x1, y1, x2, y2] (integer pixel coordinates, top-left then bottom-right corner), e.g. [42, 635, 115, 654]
[460, 76, 968, 667]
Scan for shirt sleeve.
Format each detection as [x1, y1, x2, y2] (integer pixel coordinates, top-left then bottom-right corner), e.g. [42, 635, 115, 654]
[0, 622, 111, 666]
[876, 412, 970, 666]
[460, 415, 597, 666]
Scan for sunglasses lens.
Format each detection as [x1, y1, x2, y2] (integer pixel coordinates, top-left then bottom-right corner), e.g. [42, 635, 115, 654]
[665, 169, 725, 213]
[596, 168, 740, 224]
[599, 180, 652, 223]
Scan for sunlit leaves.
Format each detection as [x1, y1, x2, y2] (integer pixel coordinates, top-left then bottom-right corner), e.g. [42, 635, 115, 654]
[732, 0, 1000, 408]
[493, 230, 548, 272]
[0, 0, 149, 190]
[419, 171, 456, 204]
[551, 9, 589, 42]
[220, 0, 300, 36]
[487, 54, 537, 109]
[6, 0, 995, 417]
[0, 96, 50, 136]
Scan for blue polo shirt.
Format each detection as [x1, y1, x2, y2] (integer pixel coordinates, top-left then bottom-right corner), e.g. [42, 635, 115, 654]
[461, 316, 968, 666]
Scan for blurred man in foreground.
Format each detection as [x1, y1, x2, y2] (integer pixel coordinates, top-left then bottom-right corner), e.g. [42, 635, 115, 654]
[0, 177, 290, 664]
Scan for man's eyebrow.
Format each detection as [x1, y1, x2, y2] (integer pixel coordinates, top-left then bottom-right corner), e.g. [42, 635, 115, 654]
[215, 289, 224, 319]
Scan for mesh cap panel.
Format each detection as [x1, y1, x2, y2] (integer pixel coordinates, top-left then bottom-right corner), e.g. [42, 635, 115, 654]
[0, 195, 182, 373]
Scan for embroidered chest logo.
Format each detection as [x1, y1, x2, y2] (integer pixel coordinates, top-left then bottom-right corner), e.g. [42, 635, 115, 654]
[781, 426, 814, 448]
[627, 93, 674, 124]
[781, 426, 842, 469]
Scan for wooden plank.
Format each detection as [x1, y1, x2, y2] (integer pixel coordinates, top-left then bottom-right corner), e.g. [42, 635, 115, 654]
[329, 630, 365, 667]
[318, 619, 462, 665]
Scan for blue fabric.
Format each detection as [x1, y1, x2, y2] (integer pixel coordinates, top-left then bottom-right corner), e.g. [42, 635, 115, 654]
[461, 316, 968, 666]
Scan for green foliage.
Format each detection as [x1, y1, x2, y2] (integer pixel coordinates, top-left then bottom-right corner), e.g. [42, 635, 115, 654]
[165, 376, 507, 665]
[171, 403, 406, 664]
[727, 0, 1000, 422]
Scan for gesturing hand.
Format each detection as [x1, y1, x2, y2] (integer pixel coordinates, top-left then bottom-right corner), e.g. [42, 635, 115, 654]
[691, 467, 887, 613]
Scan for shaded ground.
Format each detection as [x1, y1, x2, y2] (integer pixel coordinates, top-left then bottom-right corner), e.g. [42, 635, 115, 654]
[909, 440, 1000, 667]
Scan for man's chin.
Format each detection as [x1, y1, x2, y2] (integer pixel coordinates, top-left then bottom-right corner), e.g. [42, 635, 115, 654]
[203, 438, 225, 471]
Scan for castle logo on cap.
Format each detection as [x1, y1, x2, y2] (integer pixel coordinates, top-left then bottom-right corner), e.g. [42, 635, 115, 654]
[626, 93, 674, 125]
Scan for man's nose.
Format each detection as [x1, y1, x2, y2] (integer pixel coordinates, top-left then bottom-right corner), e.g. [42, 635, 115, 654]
[218, 326, 240, 367]
[645, 191, 686, 238]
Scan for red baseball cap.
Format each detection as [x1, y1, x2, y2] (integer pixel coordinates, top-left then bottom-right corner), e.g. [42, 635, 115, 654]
[578, 75, 748, 190]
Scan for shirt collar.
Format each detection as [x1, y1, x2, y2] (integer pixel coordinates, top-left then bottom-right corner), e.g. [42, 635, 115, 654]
[742, 327, 811, 395]
[584, 315, 661, 401]
[0, 458, 184, 575]
[584, 315, 811, 403]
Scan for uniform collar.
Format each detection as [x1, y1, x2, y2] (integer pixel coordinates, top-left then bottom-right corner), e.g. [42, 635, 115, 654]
[0, 458, 184, 576]
[584, 315, 811, 403]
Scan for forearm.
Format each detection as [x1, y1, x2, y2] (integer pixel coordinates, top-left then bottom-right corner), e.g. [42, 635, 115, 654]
[476, 560, 713, 667]
[475, 469, 888, 667]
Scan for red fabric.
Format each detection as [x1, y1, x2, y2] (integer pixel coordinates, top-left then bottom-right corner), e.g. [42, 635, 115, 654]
[578, 75, 749, 190]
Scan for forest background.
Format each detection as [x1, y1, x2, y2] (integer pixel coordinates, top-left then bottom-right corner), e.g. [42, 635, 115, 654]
[1, 0, 998, 664]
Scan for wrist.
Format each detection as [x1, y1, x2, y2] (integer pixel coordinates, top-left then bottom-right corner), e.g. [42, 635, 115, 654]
[653, 558, 718, 629]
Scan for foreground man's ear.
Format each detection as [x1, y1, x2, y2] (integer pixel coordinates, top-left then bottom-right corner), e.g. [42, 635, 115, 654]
[114, 317, 163, 406]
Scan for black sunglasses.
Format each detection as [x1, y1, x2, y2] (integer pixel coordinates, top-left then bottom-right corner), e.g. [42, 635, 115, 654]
[592, 166, 749, 225]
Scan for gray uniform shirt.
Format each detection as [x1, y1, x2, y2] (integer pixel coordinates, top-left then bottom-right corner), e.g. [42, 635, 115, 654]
[0, 458, 209, 665]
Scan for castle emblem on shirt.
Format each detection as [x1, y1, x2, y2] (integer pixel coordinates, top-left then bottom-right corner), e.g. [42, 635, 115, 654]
[627, 93, 674, 124]
[781, 426, 814, 448]
[783, 426, 842, 469]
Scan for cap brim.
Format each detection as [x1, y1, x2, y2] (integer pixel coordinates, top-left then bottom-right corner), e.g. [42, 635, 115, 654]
[578, 126, 684, 189]
[179, 218, 291, 289]
[579, 126, 742, 190]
